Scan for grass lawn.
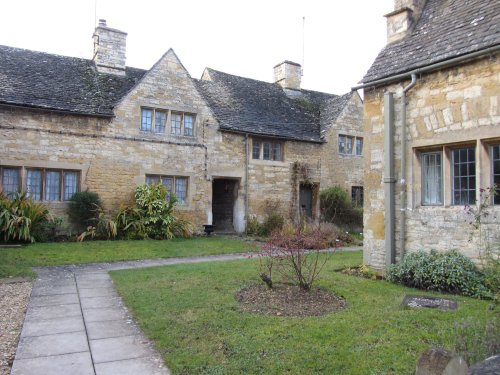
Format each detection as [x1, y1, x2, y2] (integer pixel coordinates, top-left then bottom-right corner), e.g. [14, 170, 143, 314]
[111, 251, 496, 375]
[0, 236, 258, 278]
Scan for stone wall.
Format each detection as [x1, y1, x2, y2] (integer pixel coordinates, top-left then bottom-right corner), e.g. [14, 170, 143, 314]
[0, 50, 365, 235]
[363, 56, 500, 269]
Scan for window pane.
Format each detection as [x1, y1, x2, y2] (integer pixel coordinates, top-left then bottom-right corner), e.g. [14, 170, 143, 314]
[175, 178, 187, 204]
[141, 109, 153, 131]
[27, 169, 42, 201]
[146, 175, 160, 185]
[2, 168, 20, 197]
[346, 137, 353, 154]
[356, 138, 363, 156]
[351, 186, 363, 207]
[184, 115, 194, 136]
[422, 152, 442, 205]
[452, 148, 475, 205]
[171, 113, 182, 135]
[263, 142, 271, 160]
[45, 171, 61, 201]
[338, 135, 346, 154]
[492, 145, 500, 205]
[155, 111, 166, 133]
[272, 142, 282, 161]
[63, 172, 78, 201]
[161, 177, 173, 200]
[252, 140, 261, 159]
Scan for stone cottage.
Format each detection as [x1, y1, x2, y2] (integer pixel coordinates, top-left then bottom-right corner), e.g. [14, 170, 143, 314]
[0, 20, 364, 234]
[355, 0, 500, 269]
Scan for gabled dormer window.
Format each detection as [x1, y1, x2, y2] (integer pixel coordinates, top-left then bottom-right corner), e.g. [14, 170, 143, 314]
[140, 108, 195, 136]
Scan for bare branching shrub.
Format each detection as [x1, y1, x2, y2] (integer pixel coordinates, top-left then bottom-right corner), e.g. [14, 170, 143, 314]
[258, 223, 344, 291]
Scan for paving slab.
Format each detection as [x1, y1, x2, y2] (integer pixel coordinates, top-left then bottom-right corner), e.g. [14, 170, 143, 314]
[11, 352, 94, 375]
[15, 331, 89, 359]
[86, 319, 138, 340]
[78, 286, 118, 298]
[29, 293, 80, 307]
[80, 295, 121, 309]
[25, 303, 81, 320]
[83, 306, 128, 322]
[31, 284, 78, 296]
[94, 356, 170, 375]
[21, 315, 85, 336]
[90, 335, 153, 363]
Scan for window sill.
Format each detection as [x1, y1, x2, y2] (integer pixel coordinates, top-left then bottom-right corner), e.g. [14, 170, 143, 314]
[250, 159, 287, 167]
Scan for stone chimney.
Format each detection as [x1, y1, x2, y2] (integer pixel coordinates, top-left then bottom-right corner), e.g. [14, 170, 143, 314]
[92, 19, 127, 75]
[385, 0, 427, 43]
[274, 61, 302, 90]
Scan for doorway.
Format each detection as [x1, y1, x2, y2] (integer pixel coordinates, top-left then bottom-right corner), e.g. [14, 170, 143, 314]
[299, 184, 313, 218]
[212, 179, 238, 232]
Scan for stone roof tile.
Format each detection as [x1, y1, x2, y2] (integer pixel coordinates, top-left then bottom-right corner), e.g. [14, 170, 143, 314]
[362, 0, 500, 83]
[195, 69, 344, 143]
[0, 45, 146, 116]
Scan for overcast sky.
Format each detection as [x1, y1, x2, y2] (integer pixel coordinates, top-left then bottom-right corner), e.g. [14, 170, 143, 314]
[0, 0, 393, 94]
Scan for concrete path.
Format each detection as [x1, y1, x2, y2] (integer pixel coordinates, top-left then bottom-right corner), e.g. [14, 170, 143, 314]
[11, 247, 362, 375]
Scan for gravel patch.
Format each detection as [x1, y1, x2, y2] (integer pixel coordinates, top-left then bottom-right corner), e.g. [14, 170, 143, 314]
[0, 280, 32, 375]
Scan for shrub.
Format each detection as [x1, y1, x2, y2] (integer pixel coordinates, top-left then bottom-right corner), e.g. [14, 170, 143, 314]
[68, 191, 102, 231]
[260, 212, 285, 236]
[386, 250, 492, 299]
[77, 183, 192, 241]
[133, 183, 192, 239]
[31, 216, 63, 242]
[258, 224, 332, 291]
[246, 215, 262, 235]
[320, 186, 362, 230]
[0, 192, 53, 243]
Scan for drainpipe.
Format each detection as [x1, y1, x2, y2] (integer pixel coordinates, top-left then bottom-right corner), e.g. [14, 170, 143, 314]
[384, 93, 396, 266]
[245, 134, 249, 234]
[399, 74, 417, 261]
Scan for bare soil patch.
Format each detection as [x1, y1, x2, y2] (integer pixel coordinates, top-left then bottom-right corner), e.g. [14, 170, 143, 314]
[236, 283, 345, 317]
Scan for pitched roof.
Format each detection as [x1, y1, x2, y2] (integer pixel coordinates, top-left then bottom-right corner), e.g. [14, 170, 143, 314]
[0, 45, 146, 116]
[195, 68, 342, 143]
[362, 0, 500, 83]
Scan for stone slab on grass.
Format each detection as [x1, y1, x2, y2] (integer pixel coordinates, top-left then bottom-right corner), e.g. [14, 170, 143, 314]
[403, 295, 457, 310]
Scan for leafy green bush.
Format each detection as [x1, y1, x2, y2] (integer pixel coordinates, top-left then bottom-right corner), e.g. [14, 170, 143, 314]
[246, 215, 262, 235]
[386, 250, 492, 299]
[31, 216, 63, 243]
[68, 191, 102, 231]
[0, 192, 53, 243]
[260, 212, 285, 236]
[320, 186, 362, 230]
[77, 183, 192, 241]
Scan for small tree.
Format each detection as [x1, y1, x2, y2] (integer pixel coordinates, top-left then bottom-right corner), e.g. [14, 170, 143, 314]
[259, 224, 332, 291]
